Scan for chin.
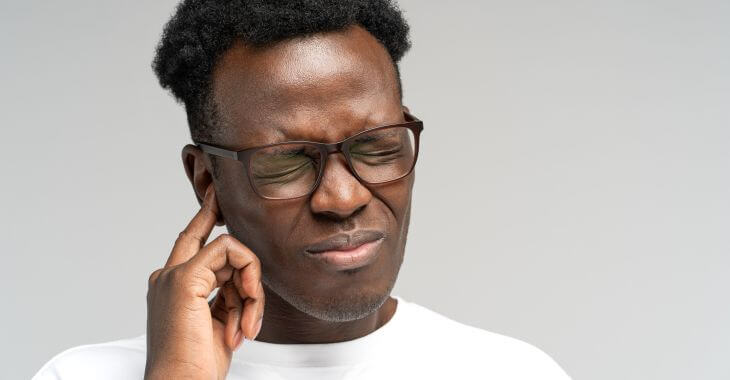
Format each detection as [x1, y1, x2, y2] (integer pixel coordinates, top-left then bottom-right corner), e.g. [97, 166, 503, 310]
[267, 275, 397, 322]
[307, 289, 392, 322]
[263, 237, 406, 322]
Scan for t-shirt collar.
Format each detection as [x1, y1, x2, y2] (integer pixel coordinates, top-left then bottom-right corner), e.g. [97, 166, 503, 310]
[231, 295, 404, 367]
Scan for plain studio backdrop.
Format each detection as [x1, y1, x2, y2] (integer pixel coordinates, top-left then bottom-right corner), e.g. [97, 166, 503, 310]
[2, 1, 728, 379]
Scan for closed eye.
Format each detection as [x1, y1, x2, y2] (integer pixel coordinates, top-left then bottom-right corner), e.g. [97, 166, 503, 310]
[254, 160, 312, 180]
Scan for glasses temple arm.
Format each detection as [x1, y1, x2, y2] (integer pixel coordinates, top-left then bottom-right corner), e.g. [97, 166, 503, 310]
[197, 143, 239, 160]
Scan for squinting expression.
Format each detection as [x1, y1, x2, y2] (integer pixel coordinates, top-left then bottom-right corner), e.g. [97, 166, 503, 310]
[206, 25, 414, 321]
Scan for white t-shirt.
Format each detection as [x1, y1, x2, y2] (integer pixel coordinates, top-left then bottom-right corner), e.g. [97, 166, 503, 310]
[33, 295, 571, 379]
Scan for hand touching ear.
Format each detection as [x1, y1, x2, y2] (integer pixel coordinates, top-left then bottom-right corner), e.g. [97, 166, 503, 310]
[144, 184, 265, 380]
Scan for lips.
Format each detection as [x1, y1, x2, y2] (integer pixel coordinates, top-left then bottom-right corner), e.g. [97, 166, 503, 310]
[304, 230, 385, 270]
[305, 230, 385, 253]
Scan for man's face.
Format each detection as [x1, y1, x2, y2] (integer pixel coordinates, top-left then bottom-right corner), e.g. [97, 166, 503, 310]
[202, 25, 413, 322]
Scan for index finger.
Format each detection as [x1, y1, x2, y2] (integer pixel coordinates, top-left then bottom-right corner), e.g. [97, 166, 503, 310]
[165, 183, 220, 267]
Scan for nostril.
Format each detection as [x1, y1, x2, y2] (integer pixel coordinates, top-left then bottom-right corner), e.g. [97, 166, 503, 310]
[310, 181, 371, 219]
[315, 205, 366, 224]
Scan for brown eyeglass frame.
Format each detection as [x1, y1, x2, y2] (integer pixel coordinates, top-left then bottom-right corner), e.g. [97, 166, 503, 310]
[197, 111, 424, 200]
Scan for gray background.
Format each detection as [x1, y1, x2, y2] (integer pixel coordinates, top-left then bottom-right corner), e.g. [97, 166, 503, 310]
[2, 0, 728, 379]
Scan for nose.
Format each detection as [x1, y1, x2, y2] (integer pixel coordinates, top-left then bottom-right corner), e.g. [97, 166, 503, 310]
[310, 153, 372, 220]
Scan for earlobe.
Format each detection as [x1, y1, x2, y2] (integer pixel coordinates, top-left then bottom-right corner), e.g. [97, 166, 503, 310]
[181, 144, 226, 226]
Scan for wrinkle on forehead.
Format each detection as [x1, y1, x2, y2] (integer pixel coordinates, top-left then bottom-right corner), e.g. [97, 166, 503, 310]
[210, 25, 401, 149]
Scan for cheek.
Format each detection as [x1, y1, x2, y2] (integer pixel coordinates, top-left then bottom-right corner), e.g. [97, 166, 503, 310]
[225, 192, 310, 272]
[369, 173, 414, 225]
[216, 166, 295, 262]
[217, 166, 414, 284]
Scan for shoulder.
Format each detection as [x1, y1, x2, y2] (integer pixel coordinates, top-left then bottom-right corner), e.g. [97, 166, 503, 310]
[32, 335, 146, 380]
[392, 296, 572, 379]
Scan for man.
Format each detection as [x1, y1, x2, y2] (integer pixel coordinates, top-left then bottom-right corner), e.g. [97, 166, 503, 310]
[34, 1, 571, 379]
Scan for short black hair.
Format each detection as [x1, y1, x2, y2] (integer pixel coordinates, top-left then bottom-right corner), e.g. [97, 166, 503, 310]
[152, 0, 412, 145]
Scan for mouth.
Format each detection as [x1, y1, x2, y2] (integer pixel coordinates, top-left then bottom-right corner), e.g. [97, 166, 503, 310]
[304, 230, 385, 271]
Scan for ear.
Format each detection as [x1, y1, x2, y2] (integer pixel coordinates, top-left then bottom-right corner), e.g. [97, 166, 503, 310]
[181, 144, 225, 226]
[402, 105, 411, 114]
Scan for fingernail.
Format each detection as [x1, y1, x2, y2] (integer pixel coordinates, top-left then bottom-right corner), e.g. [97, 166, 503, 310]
[253, 318, 263, 340]
[233, 330, 243, 350]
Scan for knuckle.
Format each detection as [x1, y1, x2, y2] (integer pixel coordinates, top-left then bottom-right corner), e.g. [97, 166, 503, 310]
[168, 265, 191, 285]
[245, 256, 262, 276]
[177, 230, 201, 245]
[250, 254, 262, 268]
[175, 230, 188, 242]
[217, 233, 234, 245]
[185, 265, 216, 294]
[147, 268, 163, 286]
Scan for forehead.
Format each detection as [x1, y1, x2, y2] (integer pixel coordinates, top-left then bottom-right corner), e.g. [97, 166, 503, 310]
[210, 25, 402, 149]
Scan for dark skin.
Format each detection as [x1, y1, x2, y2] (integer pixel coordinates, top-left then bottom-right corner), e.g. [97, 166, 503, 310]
[145, 25, 414, 379]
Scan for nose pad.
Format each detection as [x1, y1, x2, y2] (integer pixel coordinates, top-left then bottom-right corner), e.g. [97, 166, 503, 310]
[309, 153, 372, 219]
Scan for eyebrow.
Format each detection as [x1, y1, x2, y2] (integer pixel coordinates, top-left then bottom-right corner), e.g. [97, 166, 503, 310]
[266, 117, 399, 145]
[223, 110, 409, 152]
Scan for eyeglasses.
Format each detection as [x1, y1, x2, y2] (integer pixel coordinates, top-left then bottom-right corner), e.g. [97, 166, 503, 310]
[197, 111, 424, 200]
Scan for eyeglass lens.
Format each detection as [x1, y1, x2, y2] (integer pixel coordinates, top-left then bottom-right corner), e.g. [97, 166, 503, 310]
[249, 126, 416, 199]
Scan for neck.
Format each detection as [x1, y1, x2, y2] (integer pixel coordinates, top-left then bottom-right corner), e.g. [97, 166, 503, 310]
[254, 285, 397, 344]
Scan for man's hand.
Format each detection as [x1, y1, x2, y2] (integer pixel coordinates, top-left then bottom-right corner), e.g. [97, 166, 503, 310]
[144, 183, 265, 380]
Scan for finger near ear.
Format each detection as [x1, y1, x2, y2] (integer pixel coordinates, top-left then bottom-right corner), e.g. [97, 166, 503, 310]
[165, 183, 220, 268]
